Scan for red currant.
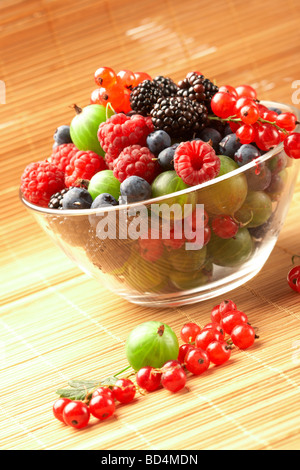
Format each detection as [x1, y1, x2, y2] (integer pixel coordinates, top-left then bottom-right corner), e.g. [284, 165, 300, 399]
[202, 323, 225, 338]
[235, 84, 257, 100]
[212, 215, 239, 239]
[219, 300, 237, 316]
[161, 363, 186, 393]
[177, 343, 195, 364]
[236, 124, 255, 144]
[231, 324, 256, 349]
[218, 85, 238, 99]
[53, 398, 72, 423]
[112, 378, 136, 404]
[283, 132, 300, 159]
[211, 91, 237, 119]
[276, 112, 297, 132]
[235, 97, 255, 113]
[91, 386, 114, 400]
[136, 366, 162, 392]
[260, 109, 278, 122]
[185, 348, 210, 375]
[255, 123, 280, 151]
[89, 394, 115, 421]
[94, 66, 117, 87]
[63, 400, 90, 429]
[239, 104, 259, 125]
[287, 265, 300, 292]
[180, 322, 201, 343]
[195, 329, 224, 350]
[133, 71, 152, 87]
[211, 304, 222, 324]
[206, 340, 231, 365]
[220, 311, 249, 335]
[138, 237, 164, 262]
[117, 69, 136, 90]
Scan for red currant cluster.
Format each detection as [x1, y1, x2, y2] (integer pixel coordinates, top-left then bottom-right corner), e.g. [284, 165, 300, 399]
[91, 67, 151, 114]
[53, 377, 136, 429]
[287, 256, 300, 293]
[211, 84, 300, 157]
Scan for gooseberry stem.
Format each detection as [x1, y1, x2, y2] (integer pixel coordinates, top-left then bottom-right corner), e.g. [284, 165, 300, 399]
[113, 365, 132, 377]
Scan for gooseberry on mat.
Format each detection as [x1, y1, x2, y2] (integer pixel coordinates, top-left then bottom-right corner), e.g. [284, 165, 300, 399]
[125, 321, 179, 371]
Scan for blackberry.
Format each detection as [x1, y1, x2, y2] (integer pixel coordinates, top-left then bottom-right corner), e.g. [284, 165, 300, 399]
[150, 96, 208, 138]
[152, 75, 178, 96]
[48, 187, 73, 209]
[177, 72, 219, 106]
[130, 79, 163, 116]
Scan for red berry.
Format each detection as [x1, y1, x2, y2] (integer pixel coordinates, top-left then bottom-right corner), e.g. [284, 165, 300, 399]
[94, 66, 117, 87]
[133, 71, 152, 87]
[185, 347, 210, 375]
[220, 311, 249, 335]
[211, 304, 222, 324]
[117, 69, 136, 90]
[112, 378, 136, 404]
[287, 265, 300, 292]
[91, 387, 114, 400]
[239, 104, 259, 125]
[64, 150, 107, 187]
[235, 97, 255, 113]
[211, 91, 237, 119]
[113, 144, 160, 184]
[231, 324, 256, 349]
[63, 400, 90, 429]
[89, 394, 115, 421]
[98, 113, 154, 168]
[177, 343, 195, 364]
[283, 133, 300, 159]
[162, 227, 185, 251]
[161, 363, 186, 393]
[255, 123, 280, 151]
[138, 236, 164, 262]
[174, 140, 221, 186]
[202, 323, 225, 338]
[50, 143, 78, 172]
[276, 112, 297, 132]
[235, 85, 257, 100]
[236, 124, 255, 144]
[195, 329, 224, 350]
[180, 322, 201, 343]
[219, 300, 237, 316]
[136, 366, 162, 392]
[206, 340, 231, 365]
[21, 160, 65, 207]
[53, 398, 72, 423]
[260, 110, 278, 122]
[218, 85, 238, 99]
[212, 215, 239, 239]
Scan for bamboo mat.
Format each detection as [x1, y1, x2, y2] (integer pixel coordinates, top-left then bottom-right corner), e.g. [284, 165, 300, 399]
[1, 0, 300, 450]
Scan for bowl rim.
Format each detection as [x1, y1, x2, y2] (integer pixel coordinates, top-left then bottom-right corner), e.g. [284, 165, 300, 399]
[20, 100, 300, 216]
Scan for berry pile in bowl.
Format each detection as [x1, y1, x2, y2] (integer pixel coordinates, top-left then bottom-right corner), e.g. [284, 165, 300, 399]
[19, 67, 300, 306]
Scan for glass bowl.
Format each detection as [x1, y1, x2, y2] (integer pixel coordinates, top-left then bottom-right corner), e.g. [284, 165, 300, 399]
[20, 101, 300, 307]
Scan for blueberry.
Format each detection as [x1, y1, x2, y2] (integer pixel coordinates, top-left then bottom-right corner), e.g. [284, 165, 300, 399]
[119, 176, 152, 204]
[199, 127, 222, 152]
[234, 144, 261, 166]
[91, 193, 118, 209]
[62, 187, 93, 209]
[146, 130, 172, 156]
[223, 123, 233, 136]
[54, 125, 72, 145]
[219, 133, 242, 158]
[157, 143, 179, 170]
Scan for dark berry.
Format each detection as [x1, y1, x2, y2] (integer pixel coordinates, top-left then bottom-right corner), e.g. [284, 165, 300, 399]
[91, 193, 118, 209]
[199, 127, 222, 152]
[234, 144, 261, 166]
[268, 106, 282, 115]
[146, 130, 172, 156]
[219, 133, 242, 158]
[53, 125, 72, 145]
[157, 143, 179, 170]
[119, 176, 152, 204]
[61, 187, 93, 209]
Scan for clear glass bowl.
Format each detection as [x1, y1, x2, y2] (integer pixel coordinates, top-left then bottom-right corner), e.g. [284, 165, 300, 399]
[20, 101, 300, 307]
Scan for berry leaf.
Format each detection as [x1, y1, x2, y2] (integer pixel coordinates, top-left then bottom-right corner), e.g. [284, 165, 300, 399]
[55, 376, 118, 401]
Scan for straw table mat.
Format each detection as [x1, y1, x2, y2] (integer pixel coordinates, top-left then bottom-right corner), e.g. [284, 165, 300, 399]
[1, 0, 300, 451]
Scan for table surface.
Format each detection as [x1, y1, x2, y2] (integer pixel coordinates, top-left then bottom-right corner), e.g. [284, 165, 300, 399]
[1, 0, 300, 451]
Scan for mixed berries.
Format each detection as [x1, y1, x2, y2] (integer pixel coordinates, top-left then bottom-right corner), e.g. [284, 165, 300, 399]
[53, 299, 258, 430]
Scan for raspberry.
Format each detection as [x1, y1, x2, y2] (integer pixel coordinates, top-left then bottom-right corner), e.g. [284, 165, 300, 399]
[49, 143, 77, 172]
[174, 140, 220, 186]
[65, 150, 107, 187]
[21, 161, 65, 207]
[113, 145, 160, 183]
[97, 113, 154, 169]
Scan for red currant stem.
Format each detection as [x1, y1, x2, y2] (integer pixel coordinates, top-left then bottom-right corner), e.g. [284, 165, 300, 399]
[226, 338, 234, 346]
[208, 115, 289, 134]
[291, 254, 300, 265]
